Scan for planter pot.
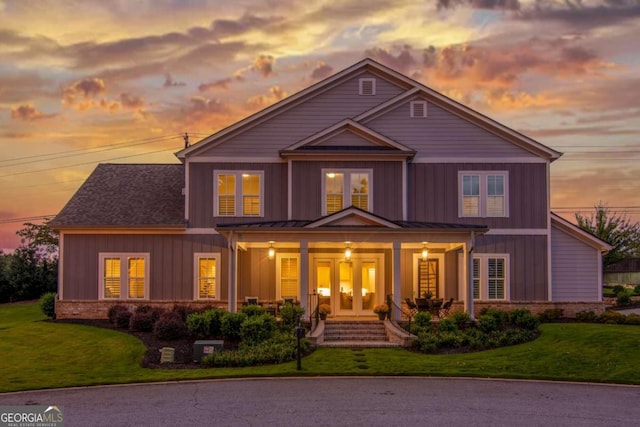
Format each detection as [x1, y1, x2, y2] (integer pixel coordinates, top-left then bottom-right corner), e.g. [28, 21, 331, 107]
[320, 313, 327, 320]
[377, 313, 386, 321]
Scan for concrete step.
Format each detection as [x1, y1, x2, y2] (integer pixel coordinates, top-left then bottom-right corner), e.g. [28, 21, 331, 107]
[323, 320, 389, 343]
[318, 340, 401, 348]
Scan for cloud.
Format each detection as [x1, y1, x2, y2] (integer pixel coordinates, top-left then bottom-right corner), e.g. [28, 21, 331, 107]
[309, 61, 334, 80]
[365, 45, 418, 75]
[118, 92, 145, 109]
[163, 74, 186, 88]
[10, 104, 55, 121]
[198, 74, 245, 92]
[517, 0, 640, 29]
[188, 96, 227, 114]
[437, 0, 521, 10]
[245, 85, 287, 110]
[252, 54, 275, 78]
[62, 78, 106, 108]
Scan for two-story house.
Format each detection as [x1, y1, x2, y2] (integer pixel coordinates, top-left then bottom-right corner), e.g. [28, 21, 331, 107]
[51, 58, 610, 320]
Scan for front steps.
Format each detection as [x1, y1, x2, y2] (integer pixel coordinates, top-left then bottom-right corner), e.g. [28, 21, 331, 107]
[318, 320, 401, 348]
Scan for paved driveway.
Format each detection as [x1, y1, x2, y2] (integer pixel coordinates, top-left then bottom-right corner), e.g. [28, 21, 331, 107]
[2, 377, 639, 426]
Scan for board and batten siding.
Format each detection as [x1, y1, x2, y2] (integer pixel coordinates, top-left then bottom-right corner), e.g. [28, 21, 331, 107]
[188, 162, 287, 227]
[551, 224, 601, 301]
[61, 233, 228, 300]
[363, 98, 539, 159]
[291, 160, 403, 220]
[198, 71, 405, 157]
[409, 163, 548, 228]
[475, 234, 548, 301]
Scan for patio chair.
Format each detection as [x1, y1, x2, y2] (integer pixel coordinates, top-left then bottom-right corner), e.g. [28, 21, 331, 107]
[415, 298, 430, 312]
[439, 298, 454, 318]
[244, 296, 259, 306]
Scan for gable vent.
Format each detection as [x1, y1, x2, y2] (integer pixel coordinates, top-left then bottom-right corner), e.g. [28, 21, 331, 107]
[410, 100, 427, 118]
[359, 78, 376, 96]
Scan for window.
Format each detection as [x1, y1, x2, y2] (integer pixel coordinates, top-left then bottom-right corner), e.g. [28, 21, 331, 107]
[458, 171, 508, 217]
[359, 78, 376, 96]
[215, 171, 263, 217]
[323, 169, 372, 214]
[276, 254, 299, 300]
[410, 101, 427, 118]
[472, 255, 509, 300]
[194, 253, 220, 299]
[99, 253, 149, 300]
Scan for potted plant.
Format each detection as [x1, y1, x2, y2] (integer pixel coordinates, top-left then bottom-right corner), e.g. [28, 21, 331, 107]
[318, 304, 331, 320]
[373, 304, 389, 320]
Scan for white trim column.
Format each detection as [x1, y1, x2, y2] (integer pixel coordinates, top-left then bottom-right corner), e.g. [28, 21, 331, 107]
[464, 233, 475, 319]
[299, 240, 309, 318]
[392, 240, 402, 321]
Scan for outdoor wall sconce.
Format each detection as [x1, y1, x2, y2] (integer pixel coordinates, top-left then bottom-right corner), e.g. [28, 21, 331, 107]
[268, 242, 275, 259]
[422, 242, 429, 260]
[344, 243, 352, 260]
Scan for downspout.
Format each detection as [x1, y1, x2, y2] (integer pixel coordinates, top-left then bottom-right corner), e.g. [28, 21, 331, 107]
[466, 231, 476, 319]
[228, 230, 237, 313]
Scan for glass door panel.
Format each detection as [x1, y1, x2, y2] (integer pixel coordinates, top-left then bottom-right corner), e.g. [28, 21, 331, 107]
[361, 262, 376, 311]
[316, 260, 332, 307]
[339, 261, 353, 311]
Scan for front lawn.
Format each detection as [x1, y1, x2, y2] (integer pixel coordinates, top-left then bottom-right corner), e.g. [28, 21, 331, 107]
[1, 303, 640, 392]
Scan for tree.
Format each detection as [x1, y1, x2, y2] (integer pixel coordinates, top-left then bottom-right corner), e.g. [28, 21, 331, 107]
[0, 221, 59, 303]
[576, 203, 640, 267]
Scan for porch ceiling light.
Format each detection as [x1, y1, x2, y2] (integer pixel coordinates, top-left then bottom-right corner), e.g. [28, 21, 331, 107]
[268, 242, 275, 259]
[344, 243, 352, 260]
[422, 243, 429, 260]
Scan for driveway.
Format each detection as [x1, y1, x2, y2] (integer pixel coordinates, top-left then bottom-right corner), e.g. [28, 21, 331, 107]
[1, 377, 639, 426]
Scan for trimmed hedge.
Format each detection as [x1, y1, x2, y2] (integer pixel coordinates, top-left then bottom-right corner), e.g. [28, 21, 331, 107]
[39, 292, 56, 319]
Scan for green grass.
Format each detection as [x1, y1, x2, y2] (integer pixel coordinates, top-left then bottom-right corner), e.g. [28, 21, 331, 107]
[2, 303, 640, 392]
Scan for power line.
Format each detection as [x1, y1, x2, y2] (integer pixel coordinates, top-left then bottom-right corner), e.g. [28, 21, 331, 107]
[0, 215, 55, 225]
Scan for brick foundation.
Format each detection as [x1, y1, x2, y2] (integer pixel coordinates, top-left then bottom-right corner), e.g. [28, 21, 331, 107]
[398, 300, 605, 320]
[55, 300, 229, 319]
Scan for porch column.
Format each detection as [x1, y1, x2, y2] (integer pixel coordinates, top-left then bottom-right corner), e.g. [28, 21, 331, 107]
[392, 240, 402, 321]
[228, 234, 238, 313]
[464, 233, 475, 319]
[299, 240, 309, 319]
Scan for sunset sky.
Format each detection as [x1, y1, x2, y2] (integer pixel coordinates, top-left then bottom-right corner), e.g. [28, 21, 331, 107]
[1, 0, 639, 250]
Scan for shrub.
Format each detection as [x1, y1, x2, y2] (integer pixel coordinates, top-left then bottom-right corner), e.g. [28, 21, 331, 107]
[241, 304, 266, 317]
[114, 310, 132, 328]
[413, 331, 437, 353]
[279, 303, 305, 331]
[600, 310, 626, 324]
[537, 308, 564, 323]
[172, 305, 195, 322]
[625, 313, 640, 325]
[575, 310, 598, 322]
[612, 285, 625, 295]
[477, 314, 500, 334]
[437, 318, 458, 333]
[241, 314, 276, 346]
[479, 308, 508, 330]
[39, 292, 56, 319]
[616, 290, 633, 307]
[203, 332, 310, 367]
[129, 312, 155, 332]
[186, 308, 225, 339]
[449, 311, 472, 330]
[221, 312, 247, 342]
[108, 304, 129, 324]
[509, 309, 540, 331]
[135, 305, 163, 322]
[413, 311, 432, 328]
[154, 313, 187, 340]
[634, 285, 640, 295]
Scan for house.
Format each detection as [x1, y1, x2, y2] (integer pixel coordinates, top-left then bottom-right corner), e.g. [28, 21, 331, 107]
[604, 258, 640, 286]
[50, 58, 611, 320]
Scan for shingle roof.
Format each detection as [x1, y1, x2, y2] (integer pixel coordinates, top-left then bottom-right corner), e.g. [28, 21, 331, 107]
[216, 219, 487, 232]
[50, 163, 185, 228]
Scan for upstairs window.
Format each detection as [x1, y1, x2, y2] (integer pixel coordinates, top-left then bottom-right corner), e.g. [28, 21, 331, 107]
[215, 171, 263, 217]
[410, 100, 427, 118]
[458, 171, 508, 217]
[359, 78, 376, 96]
[323, 169, 372, 215]
[99, 253, 149, 300]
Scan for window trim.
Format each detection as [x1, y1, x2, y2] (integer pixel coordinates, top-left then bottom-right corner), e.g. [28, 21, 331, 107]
[276, 253, 300, 301]
[410, 100, 427, 118]
[359, 78, 376, 96]
[194, 252, 221, 300]
[321, 168, 373, 215]
[214, 170, 264, 217]
[458, 171, 509, 218]
[472, 254, 510, 301]
[98, 253, 150, 300]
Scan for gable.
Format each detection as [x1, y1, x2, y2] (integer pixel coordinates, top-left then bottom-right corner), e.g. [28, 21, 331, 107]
[187, 69, 408, 160]
[362, 95, 541, 161]
[306, 207, 400, 229]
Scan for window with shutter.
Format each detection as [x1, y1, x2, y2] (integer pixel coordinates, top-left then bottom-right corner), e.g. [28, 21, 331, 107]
[459, 171, 508, 218]
[99, 253, 149, 300]
[195, 254, 219, 299]
[215, 171, 263, 217]
[323, 169, 372, 214]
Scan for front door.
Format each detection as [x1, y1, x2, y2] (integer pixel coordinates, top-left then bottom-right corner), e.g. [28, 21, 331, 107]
[313, 254, 382, 316]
